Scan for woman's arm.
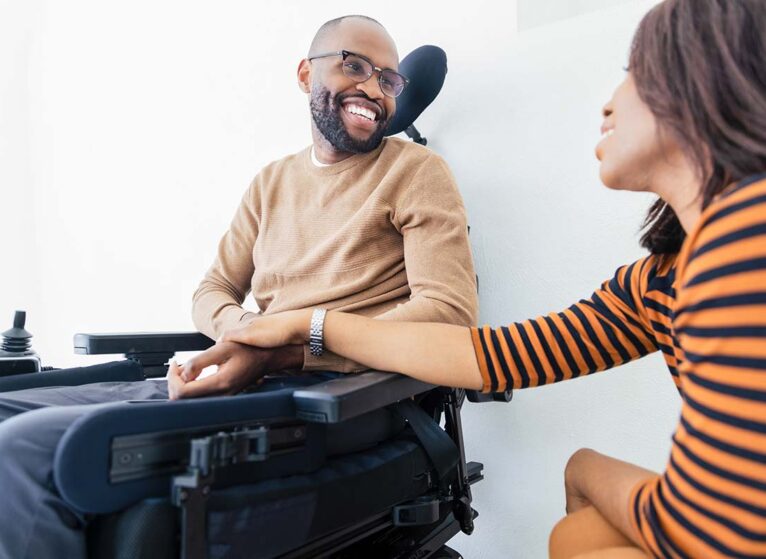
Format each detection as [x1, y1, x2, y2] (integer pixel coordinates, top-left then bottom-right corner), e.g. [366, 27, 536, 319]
[215, 256, 662, 396]
[323, 313, 483, 389]
[223, 310, 485, 390]
[179, 256, 663, 399]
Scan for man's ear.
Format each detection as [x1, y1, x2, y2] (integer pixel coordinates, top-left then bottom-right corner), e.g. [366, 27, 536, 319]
[297, 59, 311, 94]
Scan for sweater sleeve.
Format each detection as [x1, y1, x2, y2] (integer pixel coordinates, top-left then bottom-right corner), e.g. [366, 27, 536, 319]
[191, 179, 260, 339]
[629, 178, 766, 558]
[471, 256, 660, 393]
[380, 154, 479, 325]
[302, 153, 479, 372]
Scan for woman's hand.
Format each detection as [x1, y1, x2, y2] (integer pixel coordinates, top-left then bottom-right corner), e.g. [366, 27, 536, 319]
[222, 309, 312, 348]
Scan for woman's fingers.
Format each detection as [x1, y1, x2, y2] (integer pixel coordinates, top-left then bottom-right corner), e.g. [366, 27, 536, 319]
[221, 325, 259, 346]
[221, 311, 310, 348]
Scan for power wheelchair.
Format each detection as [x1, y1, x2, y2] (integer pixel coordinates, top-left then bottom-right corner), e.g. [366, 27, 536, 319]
[0, 46, 512, 559]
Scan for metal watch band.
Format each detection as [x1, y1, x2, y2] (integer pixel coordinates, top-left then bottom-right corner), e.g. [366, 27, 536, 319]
[309, 308, 327, 357]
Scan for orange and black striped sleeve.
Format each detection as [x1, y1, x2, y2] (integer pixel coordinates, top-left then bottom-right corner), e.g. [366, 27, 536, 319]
[629, 175, 766, 558]
[470, 257, 661, 393]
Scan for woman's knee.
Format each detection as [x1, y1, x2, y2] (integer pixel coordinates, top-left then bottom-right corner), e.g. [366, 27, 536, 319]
[564, 448, 596, 480]
[549, 506, 635, 559]
[564, 448, 596, 513]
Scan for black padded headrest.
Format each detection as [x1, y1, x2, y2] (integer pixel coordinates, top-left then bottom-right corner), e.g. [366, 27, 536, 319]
[386, 45, 448, 136]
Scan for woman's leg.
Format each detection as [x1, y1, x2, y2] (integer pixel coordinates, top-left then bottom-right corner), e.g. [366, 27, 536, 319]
[549, 449, 659, 558]
[573, 548, 649, 559]
[549, 506, 642, 559]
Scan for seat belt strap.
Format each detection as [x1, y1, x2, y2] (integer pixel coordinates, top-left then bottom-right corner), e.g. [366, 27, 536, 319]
[393, 399, 458, 487]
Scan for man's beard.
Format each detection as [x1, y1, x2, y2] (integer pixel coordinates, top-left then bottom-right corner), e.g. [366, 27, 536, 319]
[310, 85, 389, 154]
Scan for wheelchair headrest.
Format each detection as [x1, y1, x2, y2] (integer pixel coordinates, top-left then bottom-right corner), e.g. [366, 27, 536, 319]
[386, 45, 448, 136]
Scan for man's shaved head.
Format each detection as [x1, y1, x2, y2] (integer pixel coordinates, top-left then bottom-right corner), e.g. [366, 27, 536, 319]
[308, 15, 386, 57]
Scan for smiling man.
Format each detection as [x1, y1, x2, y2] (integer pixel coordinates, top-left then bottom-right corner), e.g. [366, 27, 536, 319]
[0, 15, 477, 558]
[187, 15, 479, 391]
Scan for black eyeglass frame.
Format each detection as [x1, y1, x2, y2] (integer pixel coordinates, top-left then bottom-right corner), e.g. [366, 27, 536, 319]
[307, 49, 410, 98]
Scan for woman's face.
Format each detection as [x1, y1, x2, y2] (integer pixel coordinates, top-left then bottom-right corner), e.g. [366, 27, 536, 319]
[596, 73, 682, 193]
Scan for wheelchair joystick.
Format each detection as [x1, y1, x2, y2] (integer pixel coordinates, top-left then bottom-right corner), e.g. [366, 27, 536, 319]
[0, 310, 42, 376]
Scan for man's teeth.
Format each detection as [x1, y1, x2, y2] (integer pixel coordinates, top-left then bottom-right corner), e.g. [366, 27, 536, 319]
[602, 129, 615, 139]
[346, 104, 377, 121]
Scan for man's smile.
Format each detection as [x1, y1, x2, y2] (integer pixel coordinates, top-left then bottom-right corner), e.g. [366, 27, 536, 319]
[340, 97, 384, 133]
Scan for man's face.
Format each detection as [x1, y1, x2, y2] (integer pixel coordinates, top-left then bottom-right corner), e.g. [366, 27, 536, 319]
[309, 79, 390, 154]
[307, 21, 399, 154]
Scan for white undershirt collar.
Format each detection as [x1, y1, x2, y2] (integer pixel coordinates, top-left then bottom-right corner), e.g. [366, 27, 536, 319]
[311, 147, 331, 167]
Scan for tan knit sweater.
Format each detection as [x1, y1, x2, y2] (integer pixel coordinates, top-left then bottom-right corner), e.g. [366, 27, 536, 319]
[192, 137, 478, 372]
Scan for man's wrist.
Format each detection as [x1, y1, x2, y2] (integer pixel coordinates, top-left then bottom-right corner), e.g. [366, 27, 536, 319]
[266, 344, 305, 371]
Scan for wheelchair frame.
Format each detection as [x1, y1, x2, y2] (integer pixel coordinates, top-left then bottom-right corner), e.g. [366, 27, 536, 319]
[63, 331, 510, 559]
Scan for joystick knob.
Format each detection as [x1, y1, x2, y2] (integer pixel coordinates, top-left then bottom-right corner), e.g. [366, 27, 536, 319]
[1, 311, 34, 354]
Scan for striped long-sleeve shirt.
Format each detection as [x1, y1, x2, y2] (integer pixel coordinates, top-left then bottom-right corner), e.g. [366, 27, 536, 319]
[471, 173, 766, 557]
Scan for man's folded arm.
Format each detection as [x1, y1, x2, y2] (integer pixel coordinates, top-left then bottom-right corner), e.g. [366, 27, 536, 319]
[303, 154, 479, 373]
[192, 178, 261, 339]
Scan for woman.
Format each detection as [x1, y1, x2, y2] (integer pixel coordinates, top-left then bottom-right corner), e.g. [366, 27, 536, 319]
[170, 1, 766, 556]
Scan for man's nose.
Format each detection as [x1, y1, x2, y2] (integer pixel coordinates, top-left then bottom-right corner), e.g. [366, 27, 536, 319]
[355, 75, 384, 100]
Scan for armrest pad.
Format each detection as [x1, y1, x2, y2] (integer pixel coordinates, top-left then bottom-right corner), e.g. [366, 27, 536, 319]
[293, 371, 434, 423]
[73, 332, 214, 355]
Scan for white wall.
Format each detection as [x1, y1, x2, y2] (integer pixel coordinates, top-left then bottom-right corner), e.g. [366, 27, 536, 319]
[0, 1, 680, 557]
[0, 0, 42, 329]
[518, 0, 636, 29]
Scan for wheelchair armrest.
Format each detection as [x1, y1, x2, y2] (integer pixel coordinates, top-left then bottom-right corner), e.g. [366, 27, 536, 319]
[293, 370, 434, 424]
[73, 332, 215, 378]
[74, 332, 214, 355]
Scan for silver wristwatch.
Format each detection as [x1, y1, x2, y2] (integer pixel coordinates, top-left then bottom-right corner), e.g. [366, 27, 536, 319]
[309, 308, 327, 357]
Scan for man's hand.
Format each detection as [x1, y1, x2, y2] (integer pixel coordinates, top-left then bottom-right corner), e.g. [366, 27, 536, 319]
[168, 341, 303, 399]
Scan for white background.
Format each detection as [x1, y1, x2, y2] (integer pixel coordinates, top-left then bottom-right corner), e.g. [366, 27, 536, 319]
[1, 1, 679, 557]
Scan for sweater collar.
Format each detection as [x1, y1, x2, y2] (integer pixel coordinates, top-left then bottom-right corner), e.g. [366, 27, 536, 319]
[302, 139, 388, 177]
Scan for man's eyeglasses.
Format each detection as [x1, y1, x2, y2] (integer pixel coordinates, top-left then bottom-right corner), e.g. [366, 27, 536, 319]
[307, 50, 409, 98]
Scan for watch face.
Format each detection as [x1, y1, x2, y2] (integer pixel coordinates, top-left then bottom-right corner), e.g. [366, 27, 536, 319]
[0, 356, 41, 376]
